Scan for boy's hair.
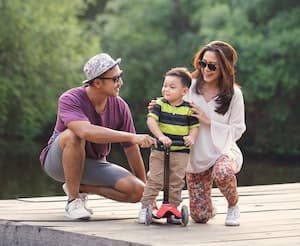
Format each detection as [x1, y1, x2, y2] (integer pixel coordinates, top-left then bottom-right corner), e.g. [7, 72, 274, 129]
[165, 67, 192, 88]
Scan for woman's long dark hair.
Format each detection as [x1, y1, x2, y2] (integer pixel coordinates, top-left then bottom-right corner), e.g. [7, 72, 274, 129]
[191, 41, 238, 115]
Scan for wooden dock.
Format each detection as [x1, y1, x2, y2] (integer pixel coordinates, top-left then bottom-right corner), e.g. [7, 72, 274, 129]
[0, 182, 300, 246]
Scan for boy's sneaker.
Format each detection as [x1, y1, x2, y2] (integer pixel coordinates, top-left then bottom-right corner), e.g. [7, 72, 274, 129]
[225, 205, 240, 226]
[62, 183, 93, 214]
[65, 198, 92, 220]
[138, 207, 147, 224]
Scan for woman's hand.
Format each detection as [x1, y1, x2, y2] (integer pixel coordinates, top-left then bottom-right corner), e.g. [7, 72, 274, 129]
[191, 102, 211, 126]
[183, 135, 195, 146]
[147, 99, 157, 111]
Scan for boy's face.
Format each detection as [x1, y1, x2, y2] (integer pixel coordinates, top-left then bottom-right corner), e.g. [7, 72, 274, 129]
[161, 75, 188, 105]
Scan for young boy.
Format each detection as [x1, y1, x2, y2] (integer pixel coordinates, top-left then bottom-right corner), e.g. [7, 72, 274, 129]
[138, 67, 200, 224]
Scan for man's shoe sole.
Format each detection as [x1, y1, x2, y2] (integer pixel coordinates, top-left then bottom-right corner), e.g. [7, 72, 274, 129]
[65, 211, 91, 220]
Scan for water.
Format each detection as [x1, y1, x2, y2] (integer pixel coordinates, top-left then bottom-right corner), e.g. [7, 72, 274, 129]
[1, 142, 299, 199]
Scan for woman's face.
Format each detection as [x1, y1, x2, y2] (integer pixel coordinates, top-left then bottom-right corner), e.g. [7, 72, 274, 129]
[200, 51, 220, 84]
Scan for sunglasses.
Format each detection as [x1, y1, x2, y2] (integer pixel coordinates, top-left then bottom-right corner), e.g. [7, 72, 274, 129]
[199, 60, 217, 71]
[100, 72, 123, 83]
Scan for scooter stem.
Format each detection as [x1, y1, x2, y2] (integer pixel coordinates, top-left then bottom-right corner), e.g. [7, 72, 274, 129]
[163, 146, 170, 203]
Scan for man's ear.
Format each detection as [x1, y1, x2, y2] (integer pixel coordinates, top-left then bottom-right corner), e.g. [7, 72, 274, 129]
[93, 78, 103, 88]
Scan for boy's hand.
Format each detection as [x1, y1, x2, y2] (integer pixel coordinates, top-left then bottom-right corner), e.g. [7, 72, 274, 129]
[158, 135, 172, 147]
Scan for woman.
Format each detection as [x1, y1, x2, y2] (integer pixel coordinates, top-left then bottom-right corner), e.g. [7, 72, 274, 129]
[185, 40, 246, 226]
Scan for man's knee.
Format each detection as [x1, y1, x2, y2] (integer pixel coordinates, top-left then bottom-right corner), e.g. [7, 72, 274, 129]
[59, 129, 85, 150]
[128, 178, 144, 203]
[116, 176, 145, 203]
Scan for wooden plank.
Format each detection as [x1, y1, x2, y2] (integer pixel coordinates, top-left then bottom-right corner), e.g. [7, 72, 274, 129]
[0, 183, 299, 245]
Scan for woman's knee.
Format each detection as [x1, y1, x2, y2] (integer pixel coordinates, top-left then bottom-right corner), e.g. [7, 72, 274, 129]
[190, 210, 209, 223]
[189, 199, 211, 223]
[214, 168, 236, 188]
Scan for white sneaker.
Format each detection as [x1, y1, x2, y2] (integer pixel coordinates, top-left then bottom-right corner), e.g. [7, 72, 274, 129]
[211, 203, 217, 219]
[65, 198, 92, 220]
[62, 183, 93, 214]
[225, 205, 240, 226]
[138, 207, 147, 224]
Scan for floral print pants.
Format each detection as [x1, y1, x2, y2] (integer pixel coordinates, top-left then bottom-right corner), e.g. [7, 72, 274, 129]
[186, 155, 238, 223]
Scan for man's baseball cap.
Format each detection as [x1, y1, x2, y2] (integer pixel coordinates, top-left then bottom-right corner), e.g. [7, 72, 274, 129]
[82, 53, 121, 84]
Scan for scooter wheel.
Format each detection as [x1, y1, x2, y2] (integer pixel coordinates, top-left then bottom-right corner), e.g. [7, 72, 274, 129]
[181, 205, 189, 226]
[145, 206, 153, 225]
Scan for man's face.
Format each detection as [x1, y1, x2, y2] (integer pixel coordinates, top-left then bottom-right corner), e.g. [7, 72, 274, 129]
[98, 65, 123, 97]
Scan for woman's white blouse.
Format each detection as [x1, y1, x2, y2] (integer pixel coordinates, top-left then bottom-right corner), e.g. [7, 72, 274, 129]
[185, 79, 246, 173]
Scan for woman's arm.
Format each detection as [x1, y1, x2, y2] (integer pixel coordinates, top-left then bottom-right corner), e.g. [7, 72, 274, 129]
[210, 87, 246, 152]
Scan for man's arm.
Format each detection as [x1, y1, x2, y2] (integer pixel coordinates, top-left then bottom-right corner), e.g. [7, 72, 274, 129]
[123, 144, 147, 183]
[67, 120, 154, 147]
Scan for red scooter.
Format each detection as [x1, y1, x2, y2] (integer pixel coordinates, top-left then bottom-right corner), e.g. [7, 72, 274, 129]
[145, 141, 189, 226]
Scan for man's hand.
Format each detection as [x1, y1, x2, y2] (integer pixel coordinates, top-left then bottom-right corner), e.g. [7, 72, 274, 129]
[132, 134, 156, 148]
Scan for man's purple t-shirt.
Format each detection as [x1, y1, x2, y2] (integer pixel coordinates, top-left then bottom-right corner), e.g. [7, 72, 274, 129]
[39, 86, 136, 166]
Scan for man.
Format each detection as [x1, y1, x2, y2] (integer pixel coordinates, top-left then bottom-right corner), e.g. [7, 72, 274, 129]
[40, 53, 155, 220]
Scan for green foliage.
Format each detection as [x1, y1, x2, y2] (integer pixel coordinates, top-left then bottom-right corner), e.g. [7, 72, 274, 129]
[236, 2, 300, 154]
[0, 0, 99, 140]
[93, 0, 300, 154]
[1, 0, 299, 155]
[94, 0, 204, 131]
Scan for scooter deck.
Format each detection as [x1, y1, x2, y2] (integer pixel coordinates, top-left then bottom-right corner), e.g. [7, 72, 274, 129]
[152, 203, 181, 219]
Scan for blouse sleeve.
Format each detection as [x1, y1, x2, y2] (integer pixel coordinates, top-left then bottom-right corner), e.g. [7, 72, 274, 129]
[211, 86, 246, 154]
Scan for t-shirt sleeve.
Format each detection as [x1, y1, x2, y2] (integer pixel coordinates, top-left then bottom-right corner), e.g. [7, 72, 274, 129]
[187, 105, 200, 129]
[58, 93, 89, 126]
[188, 115, 200, 129]
[147, 98, 162, 121]
[118, 99, 137, 148]
[147, 104, 160, 121]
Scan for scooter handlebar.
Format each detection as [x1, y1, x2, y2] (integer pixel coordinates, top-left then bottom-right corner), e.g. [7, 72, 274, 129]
[155, 139, 185, 149]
